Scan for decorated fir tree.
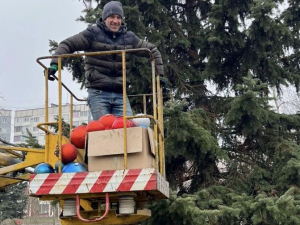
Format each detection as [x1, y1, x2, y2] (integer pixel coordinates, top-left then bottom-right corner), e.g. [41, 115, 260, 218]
[49, 0, 300, 224]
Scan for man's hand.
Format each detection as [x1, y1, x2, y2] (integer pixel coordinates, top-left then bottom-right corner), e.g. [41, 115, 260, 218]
[45, 64, 58, 81]
[157, 75, 170, 100]
[158, 74, 168, 91]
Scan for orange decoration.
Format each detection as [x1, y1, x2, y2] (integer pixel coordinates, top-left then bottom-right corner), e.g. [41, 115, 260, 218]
[99, 114, 117, 130]
[112, 117, 133, 129]
[61, 143, 77, 164]
[86, 120, 105, 132]
[70, 125, 87, 149]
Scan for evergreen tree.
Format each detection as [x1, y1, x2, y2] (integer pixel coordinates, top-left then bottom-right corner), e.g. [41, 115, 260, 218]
[50, 0, 300, 224]
[0, 130, 43, 222]
[0, 182, 28, 223]
[20, 128, 44, 149]
[50, 117, 76, 138]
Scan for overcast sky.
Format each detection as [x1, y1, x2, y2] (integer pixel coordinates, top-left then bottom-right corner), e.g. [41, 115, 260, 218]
[0, 0, 89, 110]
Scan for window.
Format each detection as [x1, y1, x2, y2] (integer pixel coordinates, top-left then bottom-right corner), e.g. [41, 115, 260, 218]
[73, 121, 80, 126]
[63, 114, 69, 121]
[33, 117, 39, 122]
[39, 202, 50, 214]
[80, 111, 88, 117]
[22, 126, 30, 132]
[2, 118, 7, 123]
[14, 136, 21, 142]
[15, 126, 22, 132]
[16, 118, 22, 123]
[15, 126, 30, 133]
[23, 117, 30, 122]
[23, 136, 27, 141]
[18, 136, 27, 142]
[73, 111, 80, 118]
[33, 127, 38, 132]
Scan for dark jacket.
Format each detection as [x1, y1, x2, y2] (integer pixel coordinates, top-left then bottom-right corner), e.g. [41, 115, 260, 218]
[51, 19, 164, 92]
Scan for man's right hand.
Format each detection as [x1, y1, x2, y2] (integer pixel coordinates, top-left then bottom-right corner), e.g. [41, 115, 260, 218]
[45, 64, 58, 81]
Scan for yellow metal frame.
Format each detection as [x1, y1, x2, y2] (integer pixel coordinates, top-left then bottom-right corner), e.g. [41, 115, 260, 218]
[35, 48, 165, 176]
[0, 49, 166, 224]
[0, 49, 165, 179]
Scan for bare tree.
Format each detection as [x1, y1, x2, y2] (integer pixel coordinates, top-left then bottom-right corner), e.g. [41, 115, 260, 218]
[271, 85, 300, 114]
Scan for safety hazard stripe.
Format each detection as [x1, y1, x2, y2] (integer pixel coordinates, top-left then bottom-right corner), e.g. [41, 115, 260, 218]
[29, 168, 168, 197]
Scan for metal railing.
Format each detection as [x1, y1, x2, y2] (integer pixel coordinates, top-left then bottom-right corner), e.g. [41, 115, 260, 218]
[39, 49, 165, 177]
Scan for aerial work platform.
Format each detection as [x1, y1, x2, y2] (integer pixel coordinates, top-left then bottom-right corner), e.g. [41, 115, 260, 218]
[0, 49, 168, 224]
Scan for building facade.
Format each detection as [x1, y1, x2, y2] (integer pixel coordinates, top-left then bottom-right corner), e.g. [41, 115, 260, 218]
[0, 109, 12, 142]
[14, 104, 90, 145]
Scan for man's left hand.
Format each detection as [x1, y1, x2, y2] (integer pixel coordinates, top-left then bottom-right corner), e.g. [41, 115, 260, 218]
[158, 75, 168, 91]
[157, 75, 170, 101]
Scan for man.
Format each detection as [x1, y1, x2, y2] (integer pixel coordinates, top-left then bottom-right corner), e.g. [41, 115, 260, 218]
[47, 1, 165, 120]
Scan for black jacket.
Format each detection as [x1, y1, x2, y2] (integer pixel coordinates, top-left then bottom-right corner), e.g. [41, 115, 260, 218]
[51, 19, 164, 92]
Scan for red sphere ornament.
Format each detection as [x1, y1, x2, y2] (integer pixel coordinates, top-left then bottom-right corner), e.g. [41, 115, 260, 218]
[70, 125, 87, 149]
[112, 117, 133, 129]
[61, 143, 78, 164]
[86, 120, 105, 132]
[99, 114, 117, 130]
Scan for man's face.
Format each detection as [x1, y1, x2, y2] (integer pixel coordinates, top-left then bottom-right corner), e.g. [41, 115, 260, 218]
[104, 14, 122, 32]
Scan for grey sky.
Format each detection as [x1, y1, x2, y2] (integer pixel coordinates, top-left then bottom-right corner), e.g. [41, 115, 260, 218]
[0, 0, 89, 110]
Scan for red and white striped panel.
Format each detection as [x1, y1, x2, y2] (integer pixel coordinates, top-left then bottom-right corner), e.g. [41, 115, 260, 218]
[29, 168, 169, 198]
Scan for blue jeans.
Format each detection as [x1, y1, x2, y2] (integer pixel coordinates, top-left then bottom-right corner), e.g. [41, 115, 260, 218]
[87, 88, 133, 120]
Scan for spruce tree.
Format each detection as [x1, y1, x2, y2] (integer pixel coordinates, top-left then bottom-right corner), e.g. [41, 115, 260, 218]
[0, 130, 41, 222]
[50, 0, 300, 224]
[0, 182, 28, 223]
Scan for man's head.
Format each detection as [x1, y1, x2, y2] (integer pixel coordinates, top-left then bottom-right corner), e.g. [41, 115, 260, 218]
[102, 1, 124, 32]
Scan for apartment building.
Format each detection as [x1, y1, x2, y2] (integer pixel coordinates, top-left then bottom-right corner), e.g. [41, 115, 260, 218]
[0, 109, 12, 142]
[14, 104, 90, 145]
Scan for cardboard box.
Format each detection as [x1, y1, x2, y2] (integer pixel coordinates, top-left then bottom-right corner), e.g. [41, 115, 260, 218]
[87, 127, 156, 171]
